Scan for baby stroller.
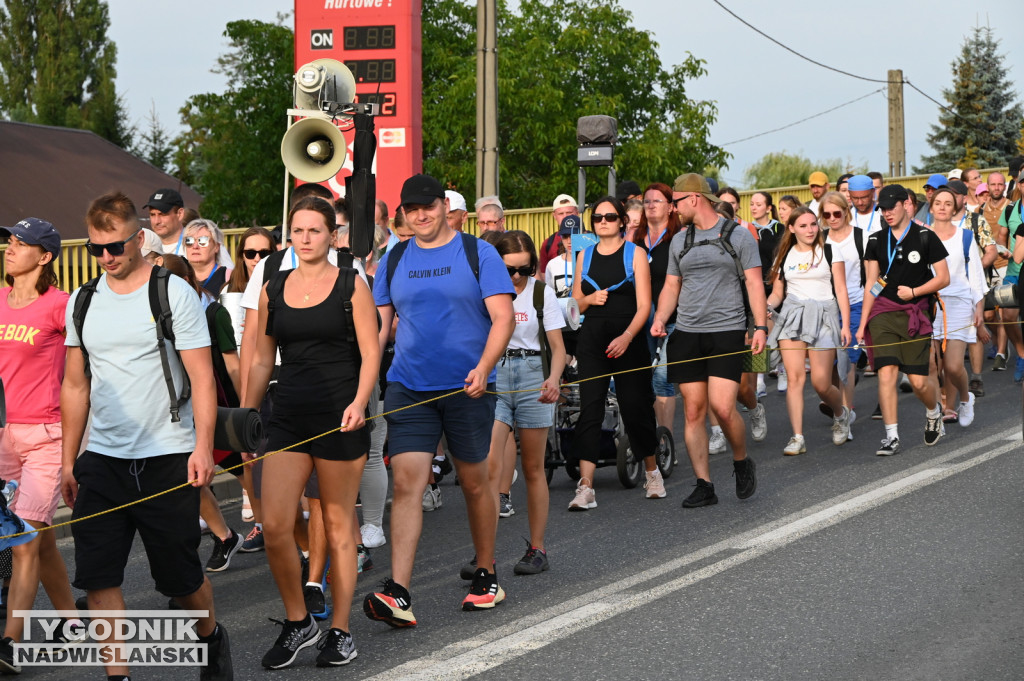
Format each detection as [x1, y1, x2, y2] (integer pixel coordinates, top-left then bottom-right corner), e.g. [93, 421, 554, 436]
[544, 366, 674, 487]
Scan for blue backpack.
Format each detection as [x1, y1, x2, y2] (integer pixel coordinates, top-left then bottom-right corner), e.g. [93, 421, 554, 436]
[580, 241, 636, 292]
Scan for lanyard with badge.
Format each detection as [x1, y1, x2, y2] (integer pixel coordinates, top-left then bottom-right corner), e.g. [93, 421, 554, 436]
[870, 226, 910, 297]
[645, 228, 666, 263]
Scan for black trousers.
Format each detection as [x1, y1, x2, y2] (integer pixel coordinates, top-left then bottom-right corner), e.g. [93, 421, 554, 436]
[573, 316, 658, 465]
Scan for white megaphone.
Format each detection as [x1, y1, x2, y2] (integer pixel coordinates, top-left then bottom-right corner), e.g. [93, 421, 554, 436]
[281, 117, 348, 183]
[293, 59, 357, 113]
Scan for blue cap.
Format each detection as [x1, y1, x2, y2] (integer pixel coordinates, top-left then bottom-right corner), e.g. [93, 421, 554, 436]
[558, 214, 582, 236]
[0, 217, 62, 257]
[924, 174, 948, 190]
[848, 175, 873, 192]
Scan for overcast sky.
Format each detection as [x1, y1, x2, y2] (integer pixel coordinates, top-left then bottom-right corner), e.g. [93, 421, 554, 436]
[106, 0, 1024, 192]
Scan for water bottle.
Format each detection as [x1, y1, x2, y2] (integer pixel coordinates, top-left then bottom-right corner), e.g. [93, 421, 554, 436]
[2, 480, 17, 504]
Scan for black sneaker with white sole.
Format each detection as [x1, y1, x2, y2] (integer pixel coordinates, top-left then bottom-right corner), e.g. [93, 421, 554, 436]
[0, 636, 19, 674]
[876, 437, 902, 456]
[924, 413, 945, 445]
[304, 584, 327, 619]
[316, 628, 358, 667]
[206, 529, 241, 572]
[261, 614, 320, 669]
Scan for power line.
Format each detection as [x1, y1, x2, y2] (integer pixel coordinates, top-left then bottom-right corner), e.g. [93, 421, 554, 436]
[721, 89, 885, 146]
[711, 0, 889, 84]
[712, 1, 993, 137]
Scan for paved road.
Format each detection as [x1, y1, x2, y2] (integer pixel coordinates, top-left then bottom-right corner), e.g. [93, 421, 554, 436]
[19, 369, 1024, 680]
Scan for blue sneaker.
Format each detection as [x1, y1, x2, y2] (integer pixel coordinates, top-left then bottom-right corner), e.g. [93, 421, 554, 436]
[1015, 357, 1024, 383]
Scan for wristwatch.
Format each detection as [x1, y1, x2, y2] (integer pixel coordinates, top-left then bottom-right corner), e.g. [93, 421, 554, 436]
[754, 325, 769, 333]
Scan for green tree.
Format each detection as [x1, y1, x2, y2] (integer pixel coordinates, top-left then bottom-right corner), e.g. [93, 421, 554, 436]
[0, 0, 132, 147]
[134, 103, 173, 172]
[422, 0, 729, 207]
[174, 18, 293, 226]
[917, 27, 1022, 173]
[743, 152, 854, 190]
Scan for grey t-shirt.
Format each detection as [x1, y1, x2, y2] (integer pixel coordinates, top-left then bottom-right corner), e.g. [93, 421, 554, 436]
[66, 272, 210, 459]
[666, 218, 761, 333]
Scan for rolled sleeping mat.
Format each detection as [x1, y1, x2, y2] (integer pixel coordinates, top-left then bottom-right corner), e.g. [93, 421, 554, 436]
[559, 297, 581, 330]
[213, 407, 264, 453]
[984, 284, 1019, 310]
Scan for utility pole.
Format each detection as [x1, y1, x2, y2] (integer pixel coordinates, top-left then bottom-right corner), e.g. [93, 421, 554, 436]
[888, 69, 906, 178]
[476, 0, 499, 200]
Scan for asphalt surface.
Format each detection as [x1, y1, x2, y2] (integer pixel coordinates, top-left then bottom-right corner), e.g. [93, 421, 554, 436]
[15, 366, 1024, 680]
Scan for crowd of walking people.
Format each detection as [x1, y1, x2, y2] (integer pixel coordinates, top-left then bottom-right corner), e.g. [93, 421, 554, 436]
[1, 157, 1023, 678]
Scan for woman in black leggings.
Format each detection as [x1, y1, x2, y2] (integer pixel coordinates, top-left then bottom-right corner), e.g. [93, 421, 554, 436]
[569, 196, 664, 510]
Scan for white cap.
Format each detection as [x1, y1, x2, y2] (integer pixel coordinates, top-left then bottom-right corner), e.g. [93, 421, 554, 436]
[947, 168, 963, 180]
[140, 228, 163, 257]
[552, 193, 575, 210]
[445, 190, 467, 212]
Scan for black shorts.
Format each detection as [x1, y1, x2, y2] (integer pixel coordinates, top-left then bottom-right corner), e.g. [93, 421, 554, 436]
[666, 329, 746, 384]
[266, 409, 370, 462]
[70, 451, 203, 598]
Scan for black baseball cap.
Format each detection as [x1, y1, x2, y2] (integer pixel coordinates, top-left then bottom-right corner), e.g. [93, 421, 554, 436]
[877, 185, 909, 210]
[144, 188, 184, 213]
[615, 180, 641, 201]
[400, 174, 444, 207]
[947, 179, 968, 196]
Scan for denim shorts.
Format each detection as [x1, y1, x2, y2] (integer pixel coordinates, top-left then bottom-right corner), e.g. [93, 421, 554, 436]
[651, 325, 676, 398]
[842, 301, 863, 366]
[494, 355, 555, 430]
[384, 381, 496, 463]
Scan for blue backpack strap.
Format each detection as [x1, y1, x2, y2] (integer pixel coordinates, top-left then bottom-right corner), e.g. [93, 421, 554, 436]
[581, 244, 600, 291]
[622, 241, 635, 284]
[961, 227, 972, 279]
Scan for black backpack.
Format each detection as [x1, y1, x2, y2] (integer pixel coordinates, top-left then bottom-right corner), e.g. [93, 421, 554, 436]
[679, 220, 753, 331]
[72, 267, 190, 423]
[384, 231, 480, 289]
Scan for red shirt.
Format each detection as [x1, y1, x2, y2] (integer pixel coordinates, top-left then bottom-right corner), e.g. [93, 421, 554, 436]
[0, 286, 69, 423]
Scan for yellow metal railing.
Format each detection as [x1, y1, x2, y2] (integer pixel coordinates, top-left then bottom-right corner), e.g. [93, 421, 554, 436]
[1, 168, 1006, 292]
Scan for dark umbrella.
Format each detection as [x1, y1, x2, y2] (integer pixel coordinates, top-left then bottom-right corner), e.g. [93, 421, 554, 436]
[345, 112, 377, 259]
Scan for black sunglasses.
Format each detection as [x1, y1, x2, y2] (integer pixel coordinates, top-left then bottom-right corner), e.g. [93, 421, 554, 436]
[592, 213, 620, 223]
[85, 228, 142, 257]
[821, 210, 844, 219]
[506, 265, 535, 277]
[243, 249, 273, 260]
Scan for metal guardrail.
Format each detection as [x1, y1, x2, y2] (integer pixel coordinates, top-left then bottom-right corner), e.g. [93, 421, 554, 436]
[1, 168, 1006, 292]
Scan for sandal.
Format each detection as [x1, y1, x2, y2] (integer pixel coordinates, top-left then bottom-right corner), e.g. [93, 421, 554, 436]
[941, 409, 958, 424]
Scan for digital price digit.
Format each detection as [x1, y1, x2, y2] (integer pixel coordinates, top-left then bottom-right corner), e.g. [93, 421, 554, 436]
[343, 25, 396, 50]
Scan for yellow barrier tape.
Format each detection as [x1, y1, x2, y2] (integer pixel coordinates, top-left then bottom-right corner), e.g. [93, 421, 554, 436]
[0, 319, 1010, 540]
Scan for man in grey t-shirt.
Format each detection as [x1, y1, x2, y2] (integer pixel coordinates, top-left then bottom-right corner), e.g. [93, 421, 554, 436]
[651, 173, 767, 509]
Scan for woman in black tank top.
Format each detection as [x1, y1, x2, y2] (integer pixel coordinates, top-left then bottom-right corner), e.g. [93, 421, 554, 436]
[242, 196, 381, 666]
[568, 197, 665, 511]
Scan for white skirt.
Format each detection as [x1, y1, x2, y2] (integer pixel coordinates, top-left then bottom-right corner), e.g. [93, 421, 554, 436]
[933, 294, 976, 342]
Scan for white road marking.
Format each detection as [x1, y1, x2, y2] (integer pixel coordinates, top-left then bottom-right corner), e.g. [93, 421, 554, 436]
[364, 427, 1020, 681]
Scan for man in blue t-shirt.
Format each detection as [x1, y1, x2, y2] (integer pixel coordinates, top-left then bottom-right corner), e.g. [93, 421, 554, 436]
[365, 174, 514, 623]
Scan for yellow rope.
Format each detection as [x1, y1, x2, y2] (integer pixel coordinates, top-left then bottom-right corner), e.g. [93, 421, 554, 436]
[0, 319, 1010, 540]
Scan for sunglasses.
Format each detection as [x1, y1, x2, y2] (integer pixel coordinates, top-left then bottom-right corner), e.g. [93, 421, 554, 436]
[85, 228, 142, 257]
[821, 210, 844, 219]
[185, 236, 213, 247]
[243, 249, 273, 260]
[592, 213, 620, 223]
[506, 265, 535, 277]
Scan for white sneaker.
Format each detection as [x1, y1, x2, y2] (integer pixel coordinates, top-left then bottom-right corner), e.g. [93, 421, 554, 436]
[360, 523, 386, 548]
[241, 490, 254, 522]
[749, 402, 768, 442]
[708, 430, 727, 455]
[957, 393, 975, 427]
[783, 434, 806, 456]
[755, 375, 767, 399]
[777, 369, 788, 393]
[422, 486, 442, 512]
[644, 469, 667, 499]
[568, 483, 597, 511]
[831, 407, 851, 446]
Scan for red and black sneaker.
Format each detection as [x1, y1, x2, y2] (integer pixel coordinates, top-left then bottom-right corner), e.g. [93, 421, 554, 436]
[363, 579, 416, 628]
[461, 568, 506, 611]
